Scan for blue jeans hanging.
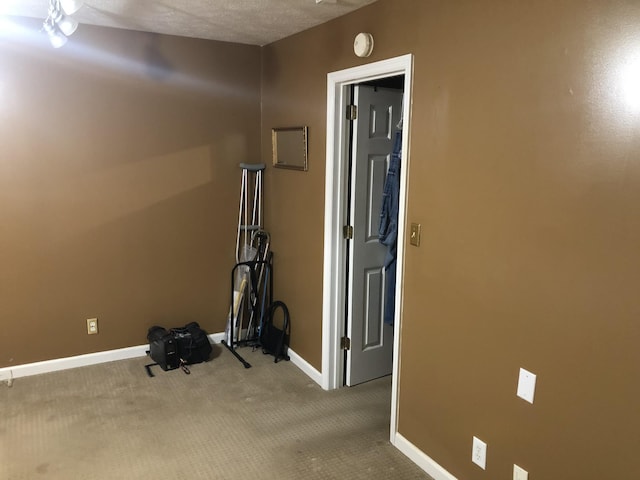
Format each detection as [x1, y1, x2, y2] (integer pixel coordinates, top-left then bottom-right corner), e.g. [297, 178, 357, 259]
[379, 130, 402, 326]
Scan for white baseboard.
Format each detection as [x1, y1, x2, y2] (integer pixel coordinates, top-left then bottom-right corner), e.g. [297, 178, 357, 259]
[0, 334, 318, 386]
[286, 347, 323, 387]
[393, 433, 458, 480]
[209, 332, 226, 344]
[0, 344, 149, 381]
[0, 333, 226, 382]
[0, 333, 316, 385]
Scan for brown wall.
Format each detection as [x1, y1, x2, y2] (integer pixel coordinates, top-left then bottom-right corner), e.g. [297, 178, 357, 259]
[4, 2, 640, 478]
[262, 0, 640, 479]
[0, 20, 261, 366]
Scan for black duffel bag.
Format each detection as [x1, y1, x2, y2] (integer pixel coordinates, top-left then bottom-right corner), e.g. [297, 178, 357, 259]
[170, 322, 213, 365]
[146, 322, 212, 376]
[147, 326, 180, 372]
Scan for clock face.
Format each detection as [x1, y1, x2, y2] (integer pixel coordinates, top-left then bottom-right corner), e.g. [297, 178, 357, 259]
[354, 33, 373, 57]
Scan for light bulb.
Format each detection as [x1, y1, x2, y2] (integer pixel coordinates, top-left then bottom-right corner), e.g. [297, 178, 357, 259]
[60, 0, 84, 15]
[55, 12, 78, 36]
[44, 21, 68, 48]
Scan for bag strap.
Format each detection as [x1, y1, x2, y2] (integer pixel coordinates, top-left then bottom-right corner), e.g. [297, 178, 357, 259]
[145, 363, 158, 377]
[180, 359, 191, 375]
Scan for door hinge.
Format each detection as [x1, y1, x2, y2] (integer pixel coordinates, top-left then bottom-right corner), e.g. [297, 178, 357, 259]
[346, 104, 357, 121]
[341, 336, 351, 350]
[343, 225, 353, 240]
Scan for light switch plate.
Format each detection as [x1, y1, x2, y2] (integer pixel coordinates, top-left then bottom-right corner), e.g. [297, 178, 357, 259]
[514, 464, 528, 480]
[410, 223, 421, 246]
[517, 367, 536, 404]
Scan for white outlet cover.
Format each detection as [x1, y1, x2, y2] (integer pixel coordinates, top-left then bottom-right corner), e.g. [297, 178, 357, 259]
[517, 367, 536, 404]
[514, 464, 529, 480]
[472, 436, 487, 470]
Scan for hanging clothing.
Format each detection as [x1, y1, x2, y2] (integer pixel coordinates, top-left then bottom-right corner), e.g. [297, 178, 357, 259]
[379, 130, 402, 326]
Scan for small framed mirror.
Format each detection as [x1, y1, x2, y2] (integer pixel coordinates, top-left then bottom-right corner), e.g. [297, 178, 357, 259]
[272, 126, 308, 171]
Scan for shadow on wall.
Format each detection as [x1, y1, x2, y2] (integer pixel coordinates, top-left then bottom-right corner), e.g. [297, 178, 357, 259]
[1, 180, 230, 364]
[29, 145, 213, 244]
[143, 34, 174, 81]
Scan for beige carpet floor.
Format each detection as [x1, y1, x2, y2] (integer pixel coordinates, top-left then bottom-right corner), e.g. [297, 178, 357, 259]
[0, 345, 432, 479]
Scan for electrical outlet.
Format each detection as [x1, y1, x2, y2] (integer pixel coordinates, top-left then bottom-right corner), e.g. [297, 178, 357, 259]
[87, 318, 98, 335]
[514, 464, 528, 480]
[472, 436, 487, 469]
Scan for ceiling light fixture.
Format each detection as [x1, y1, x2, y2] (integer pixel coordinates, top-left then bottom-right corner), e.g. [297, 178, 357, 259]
[43, 18, 68, 48]
[43, 0, 83, 48]
[60, 0, 84, 15]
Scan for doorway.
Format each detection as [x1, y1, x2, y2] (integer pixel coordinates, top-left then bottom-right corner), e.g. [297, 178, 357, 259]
[321, 54, 413, 443]
[345, 80, 403, 387]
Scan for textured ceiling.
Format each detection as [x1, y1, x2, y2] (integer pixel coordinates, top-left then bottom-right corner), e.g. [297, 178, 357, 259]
[0, 0, 378, 46]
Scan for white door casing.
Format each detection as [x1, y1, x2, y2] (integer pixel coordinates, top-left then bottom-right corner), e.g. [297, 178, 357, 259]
[347, 85, 403, 386]
[321, 54, 413, 444]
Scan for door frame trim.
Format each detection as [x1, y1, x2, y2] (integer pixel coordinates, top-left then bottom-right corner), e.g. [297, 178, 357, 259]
[321, 54, 413, 444]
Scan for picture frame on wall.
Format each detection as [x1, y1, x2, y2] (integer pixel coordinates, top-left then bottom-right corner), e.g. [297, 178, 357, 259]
[272, 126, 308, 171]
